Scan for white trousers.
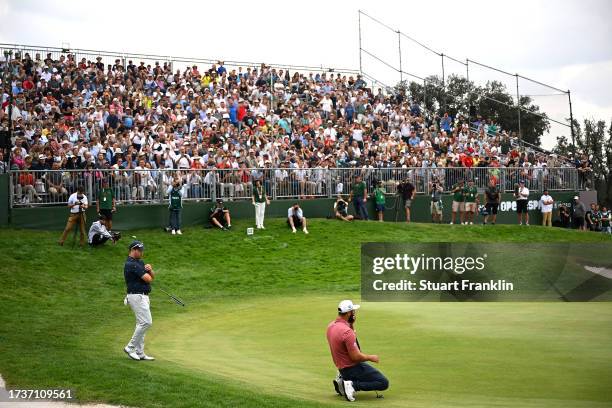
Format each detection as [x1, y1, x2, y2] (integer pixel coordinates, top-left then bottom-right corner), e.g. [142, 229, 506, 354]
[126, 294, 152, 354]
[254, 202, 266, 227]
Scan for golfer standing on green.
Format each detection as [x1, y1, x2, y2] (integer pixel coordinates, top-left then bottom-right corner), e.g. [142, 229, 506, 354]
[123, 240, 156, 361]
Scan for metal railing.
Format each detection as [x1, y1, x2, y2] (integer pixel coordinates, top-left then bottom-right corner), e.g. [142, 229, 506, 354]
[0, 43, 361, 79]
[9, 167, 580, 208]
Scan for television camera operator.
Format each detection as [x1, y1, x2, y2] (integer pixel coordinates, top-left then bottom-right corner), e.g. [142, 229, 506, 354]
[58, 185, 88, 246]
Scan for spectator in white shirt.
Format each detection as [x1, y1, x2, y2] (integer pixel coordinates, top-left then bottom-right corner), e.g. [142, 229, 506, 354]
[539, 189, 554, 227]
[287, 203, 309, 234]
[515, 180, 530, 225]
[132, 158, 157, 201]
[319, 95, 333, 118]
[323, 121, 337, 141]
[88, 215, 119, 246]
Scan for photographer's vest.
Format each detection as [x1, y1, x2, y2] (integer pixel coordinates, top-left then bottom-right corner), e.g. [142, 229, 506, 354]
[169, 189, 182, 210]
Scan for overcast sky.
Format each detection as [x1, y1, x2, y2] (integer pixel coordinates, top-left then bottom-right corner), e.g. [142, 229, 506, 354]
[1, 0, 610, 148]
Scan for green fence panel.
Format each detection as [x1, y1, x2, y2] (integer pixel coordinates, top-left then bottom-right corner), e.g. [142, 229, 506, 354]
[0, 173, 8, 226]
[9, 193, 578, 231]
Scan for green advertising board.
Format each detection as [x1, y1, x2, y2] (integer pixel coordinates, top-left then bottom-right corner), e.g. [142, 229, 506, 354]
[5, 192, 578, 231]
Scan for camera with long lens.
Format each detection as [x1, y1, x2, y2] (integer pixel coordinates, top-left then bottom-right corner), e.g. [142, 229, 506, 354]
[75, 194, 85, 211]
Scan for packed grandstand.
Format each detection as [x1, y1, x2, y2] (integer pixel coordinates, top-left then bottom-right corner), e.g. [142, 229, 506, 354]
[0, 50, 593, 205]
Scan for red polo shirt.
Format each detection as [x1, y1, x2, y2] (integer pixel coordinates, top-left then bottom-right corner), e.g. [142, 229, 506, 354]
[326, 317, 360, 369]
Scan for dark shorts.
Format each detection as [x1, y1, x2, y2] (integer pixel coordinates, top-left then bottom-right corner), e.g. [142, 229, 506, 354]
[516, 200, 528, 213]
[375, 203, 385, 212]
[288, 215, 303, 228]
[99, 209, 113, 220]
[89, 233, 110, 246]
[573, 216, 585, 229]
[211, 212, 227, 226]
[485, 203, 499, 215]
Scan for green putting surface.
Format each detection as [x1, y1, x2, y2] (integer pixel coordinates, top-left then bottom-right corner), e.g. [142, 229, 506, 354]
[0, 220, 611, 407]
[150, 296, 612, 407]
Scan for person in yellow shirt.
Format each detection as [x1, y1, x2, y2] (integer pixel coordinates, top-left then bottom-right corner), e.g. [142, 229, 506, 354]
[472, 153, 480, 167]
[201, 73, 211, 87]
[142, 96, 153, 110]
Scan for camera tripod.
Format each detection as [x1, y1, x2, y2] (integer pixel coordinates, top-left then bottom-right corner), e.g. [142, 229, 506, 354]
[71, 207, 87, 248]
[393, 193, 403, 222]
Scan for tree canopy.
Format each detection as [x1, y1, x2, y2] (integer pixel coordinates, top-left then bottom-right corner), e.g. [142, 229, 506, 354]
[397, 75, 550, 146]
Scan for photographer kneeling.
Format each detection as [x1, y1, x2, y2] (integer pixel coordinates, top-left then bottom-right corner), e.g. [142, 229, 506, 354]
[210, 199, 232, 231]
[88, 214, 121, 246]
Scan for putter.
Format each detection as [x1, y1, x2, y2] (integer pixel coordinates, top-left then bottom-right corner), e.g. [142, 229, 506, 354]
[156, 285, 186, 306]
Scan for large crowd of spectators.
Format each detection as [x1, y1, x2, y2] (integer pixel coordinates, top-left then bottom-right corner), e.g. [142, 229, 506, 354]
[0, 51, 591, 204]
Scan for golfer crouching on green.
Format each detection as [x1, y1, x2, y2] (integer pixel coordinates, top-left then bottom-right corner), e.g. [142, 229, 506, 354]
[326, 300, 389, 401]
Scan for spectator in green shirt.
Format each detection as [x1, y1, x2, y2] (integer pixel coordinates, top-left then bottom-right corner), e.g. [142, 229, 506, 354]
[167, 180, 183, 235]
[463, 180, 479, 225]
[96, 178, 116, 230]
[450, 180, 465, 225]
[349, 175, 369, 221]
[429, 179, 443, 224]
[373, 181, 386, 222]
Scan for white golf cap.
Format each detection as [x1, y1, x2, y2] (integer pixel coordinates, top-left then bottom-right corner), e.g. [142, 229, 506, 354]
[573, 196, 579, 199]
[338, 300, 360, 313]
